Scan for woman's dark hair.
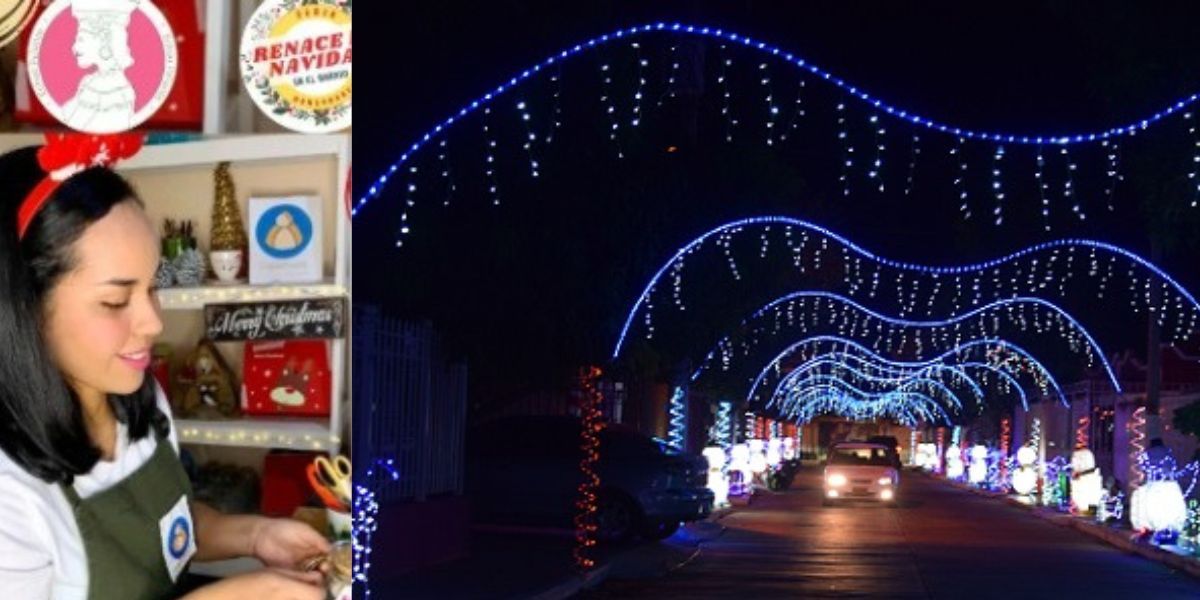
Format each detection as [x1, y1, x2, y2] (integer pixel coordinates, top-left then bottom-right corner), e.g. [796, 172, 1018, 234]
[0, 146, 166, 484]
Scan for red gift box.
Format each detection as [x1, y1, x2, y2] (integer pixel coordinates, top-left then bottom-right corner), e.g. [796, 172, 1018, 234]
[261, 450, 324, 517]
[242, 340, 331, 417]
[14, 0, 205, 130]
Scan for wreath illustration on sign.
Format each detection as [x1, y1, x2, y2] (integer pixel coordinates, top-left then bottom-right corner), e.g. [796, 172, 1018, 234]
[240, 0, 352, 127]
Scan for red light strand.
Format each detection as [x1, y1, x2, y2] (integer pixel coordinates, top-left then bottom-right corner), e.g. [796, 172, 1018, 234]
[573, 366, 605, 572]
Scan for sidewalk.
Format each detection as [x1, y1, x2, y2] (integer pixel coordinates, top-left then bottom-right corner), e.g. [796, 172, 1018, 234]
[923, 470, 1200, 580]
[376, 519, 725, 599]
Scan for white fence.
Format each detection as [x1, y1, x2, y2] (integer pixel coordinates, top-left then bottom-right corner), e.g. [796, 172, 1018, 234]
[355, 306, 467, 502]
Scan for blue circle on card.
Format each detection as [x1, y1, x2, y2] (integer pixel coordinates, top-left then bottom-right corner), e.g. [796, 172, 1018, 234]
[256, 204, 313, 259]
[167, 516, 191, 559]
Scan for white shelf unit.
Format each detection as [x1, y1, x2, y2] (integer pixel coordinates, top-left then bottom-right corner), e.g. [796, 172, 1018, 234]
[118, 134, 351, 454]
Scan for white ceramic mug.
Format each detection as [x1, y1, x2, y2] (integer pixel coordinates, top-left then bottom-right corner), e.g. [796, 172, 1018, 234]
[210, 249, 242, 283]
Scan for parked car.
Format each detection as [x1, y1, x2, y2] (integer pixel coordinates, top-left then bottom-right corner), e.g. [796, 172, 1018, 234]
[465, 415, 714, 541]
[822, 441, 900, 506]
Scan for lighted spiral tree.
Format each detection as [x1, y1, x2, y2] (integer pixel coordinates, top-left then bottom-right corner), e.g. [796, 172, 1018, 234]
[1131, 405, 1148, 489]
[573, 366, 605, 571]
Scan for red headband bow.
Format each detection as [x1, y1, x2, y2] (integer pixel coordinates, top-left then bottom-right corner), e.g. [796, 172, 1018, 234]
[17, 133, 145, 239]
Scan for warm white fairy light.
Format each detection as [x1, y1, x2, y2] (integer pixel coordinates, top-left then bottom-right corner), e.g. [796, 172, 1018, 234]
[515, 100, 540, 177]
[991, 145, 1005, 226]
[759, 63, 778, 146]
[157, 283, 347, 310]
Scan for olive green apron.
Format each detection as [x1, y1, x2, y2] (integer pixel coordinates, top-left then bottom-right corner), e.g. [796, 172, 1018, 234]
[59, 420, 195, 600]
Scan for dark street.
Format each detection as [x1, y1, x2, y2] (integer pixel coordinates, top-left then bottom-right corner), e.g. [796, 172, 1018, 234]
[582, 468, 1200, 599]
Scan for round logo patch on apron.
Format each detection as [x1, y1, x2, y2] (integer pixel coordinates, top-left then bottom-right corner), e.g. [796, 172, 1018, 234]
[167, 515, 190, 559]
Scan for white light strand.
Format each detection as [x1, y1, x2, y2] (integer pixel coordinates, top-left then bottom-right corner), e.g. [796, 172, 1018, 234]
[1188, 112, 1200, 207]
[869, 114, 885, 193]
[631, 43, 646, 126]
[515, 100, 540, 177]
[1063, 146, 1082, 220]
[1036, 145, 1050, 231]
[660, 44, 680, 106]
[396, 166, 416, 247]
[718, 45, 735, 142]
[953, 138, 970, 219]
[779, 78, 806, 142]
[759, 62, 778, 146]
[991, 145, 1006, 226]
[904, 133, 920, 196]
[437, 138, 456, 207]
[545, 66, 563, 144]
[838, 100, 853, 197]
[483, 106, 500, 206]
[1102, 139, 1121, 211]
[598, 62, 624, 159]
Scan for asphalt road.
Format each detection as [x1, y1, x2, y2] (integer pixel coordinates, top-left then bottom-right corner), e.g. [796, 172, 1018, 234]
[580, 467, 1200, 599]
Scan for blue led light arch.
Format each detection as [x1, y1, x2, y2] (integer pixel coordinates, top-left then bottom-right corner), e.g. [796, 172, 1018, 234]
[358, 22, 1200, 215]
[745, 335, 1071, 407]
[612, 216, 1200, 360]
[691, 291, 1114, 385]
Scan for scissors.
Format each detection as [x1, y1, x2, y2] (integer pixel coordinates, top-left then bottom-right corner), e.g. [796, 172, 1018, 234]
[306, 463, 347, 511]
[311, 455, 352, 507]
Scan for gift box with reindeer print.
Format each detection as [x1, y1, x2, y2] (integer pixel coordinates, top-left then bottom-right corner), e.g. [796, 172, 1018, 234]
[242, 340, 332, 416]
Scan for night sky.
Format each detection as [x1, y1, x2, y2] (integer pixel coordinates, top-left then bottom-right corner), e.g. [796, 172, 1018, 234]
[357, 2, 1200, 409]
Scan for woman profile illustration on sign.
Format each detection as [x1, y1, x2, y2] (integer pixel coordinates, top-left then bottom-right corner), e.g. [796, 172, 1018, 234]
[26, 0, 178, 134]
[62, 0, 136, 132]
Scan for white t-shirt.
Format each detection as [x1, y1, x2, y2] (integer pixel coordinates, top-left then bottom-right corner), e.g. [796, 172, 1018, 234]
[0, 387, 181, 599]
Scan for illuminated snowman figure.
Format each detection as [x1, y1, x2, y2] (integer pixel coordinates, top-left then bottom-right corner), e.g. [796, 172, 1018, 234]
[945, 444, 965, 480]
[782, 437, 796, 461]
[1011, 446, 1038, 496]
[748, 439, 769, 483]
[968, 445, 989, 485]
[916, 443, 938, 471]
[1069, 448, 1103, 514]
[766, 438, 783, 468]
[728, 443, 753, 497]
[702, 447, 730, 507]
[1131, 480, 1188, 540]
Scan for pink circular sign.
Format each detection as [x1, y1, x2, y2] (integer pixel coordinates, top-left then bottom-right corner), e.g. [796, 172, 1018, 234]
[26, 0, 177, 133]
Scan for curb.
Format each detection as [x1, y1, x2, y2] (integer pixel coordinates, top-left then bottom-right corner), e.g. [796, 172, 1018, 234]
[925, 472, 1200, 580]
[527, 562, 613, 600]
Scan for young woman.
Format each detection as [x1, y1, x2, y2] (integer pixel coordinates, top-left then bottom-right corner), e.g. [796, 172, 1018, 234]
[0, 135, 329, 600]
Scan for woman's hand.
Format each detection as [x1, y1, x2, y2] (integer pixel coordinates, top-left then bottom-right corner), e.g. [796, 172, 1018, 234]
[250, 518, 333, 571]
[181, 569, 324, 600]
